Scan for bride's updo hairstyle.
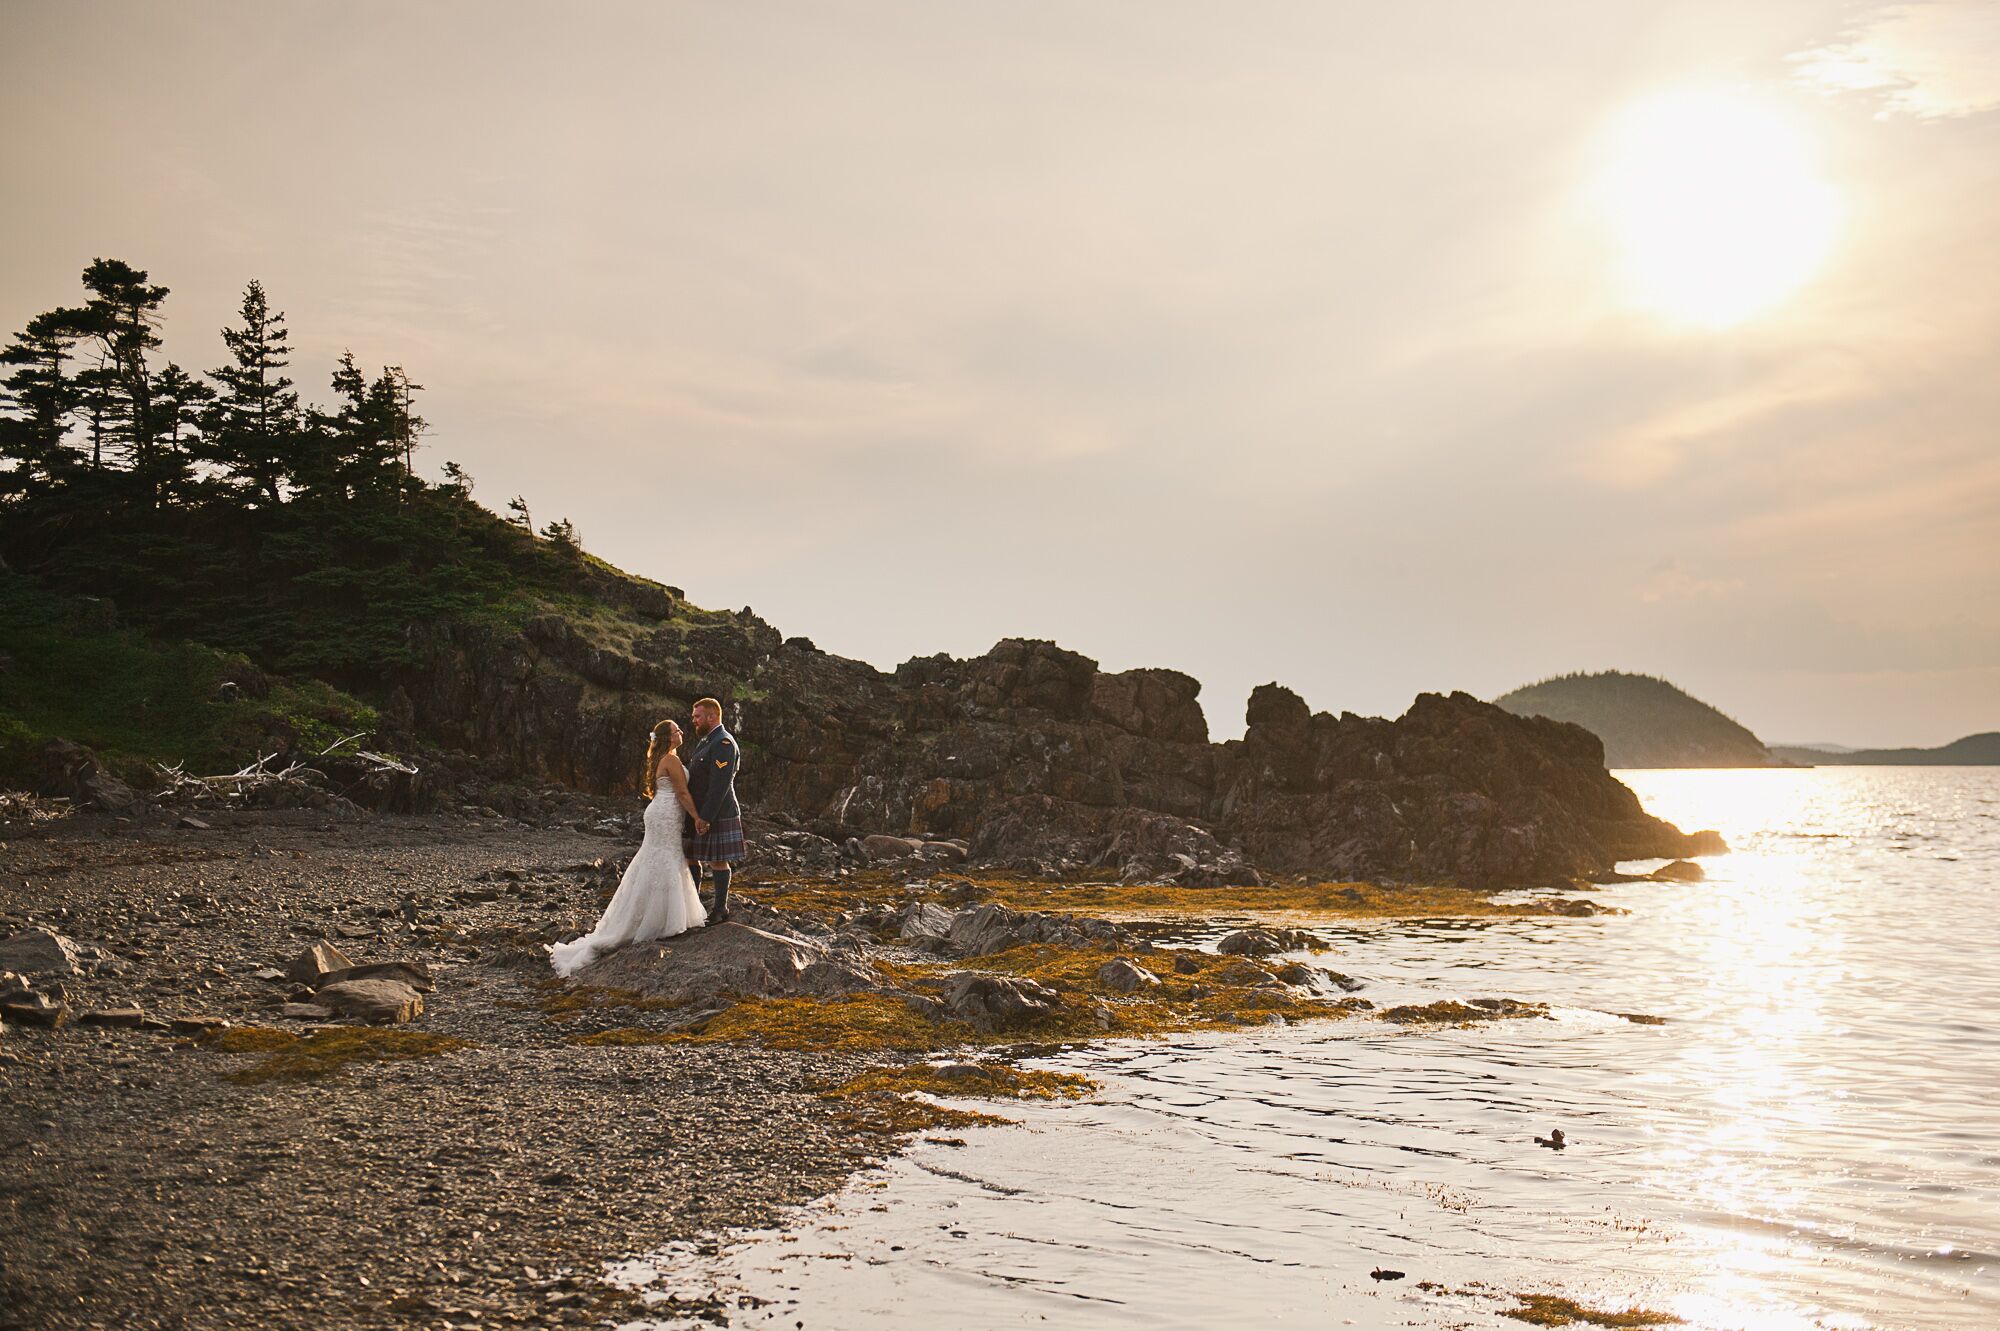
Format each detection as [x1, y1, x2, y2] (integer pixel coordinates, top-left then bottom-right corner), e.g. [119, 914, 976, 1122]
[641, 719, 681, 799]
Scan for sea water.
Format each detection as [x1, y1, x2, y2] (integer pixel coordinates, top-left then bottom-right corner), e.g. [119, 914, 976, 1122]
[616, 767, 2000, 1330]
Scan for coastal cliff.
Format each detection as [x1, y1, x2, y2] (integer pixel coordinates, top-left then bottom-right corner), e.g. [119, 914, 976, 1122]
[391, 596, 1715, 887]
[1, 489, 1718, 891]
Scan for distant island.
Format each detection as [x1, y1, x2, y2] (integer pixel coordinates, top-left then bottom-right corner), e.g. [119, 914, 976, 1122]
[1494, 671, 1774, 769]
[1770, 734, 2000, 766]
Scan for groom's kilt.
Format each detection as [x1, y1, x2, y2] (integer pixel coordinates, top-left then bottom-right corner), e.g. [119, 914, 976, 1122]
[685, 816, 746, 863]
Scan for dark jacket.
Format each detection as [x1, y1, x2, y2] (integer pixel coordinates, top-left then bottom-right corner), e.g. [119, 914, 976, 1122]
[686, 724, 742, 824]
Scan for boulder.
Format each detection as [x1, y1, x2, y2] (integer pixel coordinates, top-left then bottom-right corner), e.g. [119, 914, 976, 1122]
[77, 1006, 146, 1027]
[316, 960, 435, 993]
[281, 1002, 336, 1021]
[1650, 859, 1706, 883]
[940, 973, 1060, 1032]
[861, 834, 925, 863]
[894, 902, 957, 942]
[26, 739, 139, 814]
[1096, 957, 1161, 993]
[315, 979, 424, 1024]
[2, 992, 69, 1027]
[1212, 959, 1284, 989]
[572, 922, 882, 1004]
[944, 902, 1128, 957]
[1272, 962, 1364, 995]
[285, 941, 356, 987]
[1215, 927, 1323, 958]
[0, 928, 84, 977]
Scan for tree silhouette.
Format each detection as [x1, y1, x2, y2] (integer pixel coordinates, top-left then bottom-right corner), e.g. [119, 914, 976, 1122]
[206, 280, 301, 506]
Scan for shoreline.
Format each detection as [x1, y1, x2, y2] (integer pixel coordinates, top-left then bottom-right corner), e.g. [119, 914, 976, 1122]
[0, 804, 1621, 1330]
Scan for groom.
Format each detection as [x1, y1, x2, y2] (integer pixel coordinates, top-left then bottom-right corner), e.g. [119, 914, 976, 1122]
[684, 697, 745, 924]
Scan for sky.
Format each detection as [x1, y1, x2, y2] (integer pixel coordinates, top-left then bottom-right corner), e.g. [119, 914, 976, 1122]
[3, 1, 1996, 747]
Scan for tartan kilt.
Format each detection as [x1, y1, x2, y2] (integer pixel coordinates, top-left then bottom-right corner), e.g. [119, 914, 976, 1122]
[684, 816, 746, 863]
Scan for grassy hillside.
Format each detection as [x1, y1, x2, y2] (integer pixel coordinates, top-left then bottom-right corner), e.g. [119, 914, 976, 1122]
[0, 484, 714, 786]
[1494, 671, 1773, 769]
[0, 572, 379, 785]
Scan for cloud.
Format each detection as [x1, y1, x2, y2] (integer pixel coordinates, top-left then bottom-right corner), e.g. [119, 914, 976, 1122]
[1792, 1, 2000, 118]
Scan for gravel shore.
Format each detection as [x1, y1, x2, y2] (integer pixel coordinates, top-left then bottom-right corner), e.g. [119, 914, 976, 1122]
[0, 806, 895, 1331]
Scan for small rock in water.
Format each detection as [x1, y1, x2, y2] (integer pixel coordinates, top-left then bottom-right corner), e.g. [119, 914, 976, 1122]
[1370, 1267, 1406, 1281]
[1650, 859, 1705, 883]
[1535, 1128, 1567, 1150]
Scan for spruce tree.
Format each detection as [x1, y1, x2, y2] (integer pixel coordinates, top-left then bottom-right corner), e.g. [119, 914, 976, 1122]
[77, 258, 170, 484]
[206, 280, 301, 506]
[151, 361, 215, 501]
[0, 308, 91, 497]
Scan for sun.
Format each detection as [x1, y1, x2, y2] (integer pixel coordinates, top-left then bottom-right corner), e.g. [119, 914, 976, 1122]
[1594, 88, 1842, 328]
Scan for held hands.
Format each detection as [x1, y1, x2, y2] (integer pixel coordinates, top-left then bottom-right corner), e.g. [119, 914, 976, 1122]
[695, 817, 711, 836]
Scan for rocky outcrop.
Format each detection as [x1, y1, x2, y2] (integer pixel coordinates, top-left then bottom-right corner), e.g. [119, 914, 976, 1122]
[388, 582, 1720, 887]
[1216, 927, 1324, 958]
[574, 922, 883, 1004]
[1214, 686, 1715, 887]
[936, 973, 1061, 1032]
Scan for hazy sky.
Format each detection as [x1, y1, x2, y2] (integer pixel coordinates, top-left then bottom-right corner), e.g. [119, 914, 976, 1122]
[4, 1, 1996, 746]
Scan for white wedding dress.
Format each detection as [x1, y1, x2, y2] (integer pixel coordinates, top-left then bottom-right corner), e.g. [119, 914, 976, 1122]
[549, 789, 705, 977]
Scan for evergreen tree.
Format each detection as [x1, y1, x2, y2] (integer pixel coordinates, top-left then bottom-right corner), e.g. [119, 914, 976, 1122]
[205, 280, 301, 506]
[0, 308, 91, 497]
[541, 516, 580, 552]
[372, 365, 426, 501]
[151, 362, 215, 501]
[316, 350, 399, 497]
[77, 258, 170, 484]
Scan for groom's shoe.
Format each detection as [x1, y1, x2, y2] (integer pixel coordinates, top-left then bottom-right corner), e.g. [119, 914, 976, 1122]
[706, 905, 732, 925]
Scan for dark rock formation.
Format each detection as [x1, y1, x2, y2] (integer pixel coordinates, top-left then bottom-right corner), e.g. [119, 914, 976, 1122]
[388, 594, 1719, 887]
[938, 972, 1060, 1032]
[1216, 927, 1324, 958]
[1214, 686, 1714, 886]
[575, 922, 882, 1004]
[24, 740, 138, 814]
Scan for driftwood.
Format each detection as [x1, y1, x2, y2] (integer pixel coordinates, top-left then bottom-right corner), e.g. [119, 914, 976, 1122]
[153, 736, 418, 806]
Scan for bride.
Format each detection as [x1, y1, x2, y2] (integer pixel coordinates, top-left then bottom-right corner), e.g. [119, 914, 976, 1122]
[549, 719, 707, 977]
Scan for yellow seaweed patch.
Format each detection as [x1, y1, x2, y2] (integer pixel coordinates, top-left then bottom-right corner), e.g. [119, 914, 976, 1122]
[833, 1063, 1098, 1101]
[823, 1093, 1006, 1137]
[529, 979, 683, 1019]
[1503, 1294, 1683, 1327]
[747, 871, 1614, 924]
[205, 1025, 470, 1084]
[671, 994, 965, 1052]
[203, 1026, 300, 1054]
